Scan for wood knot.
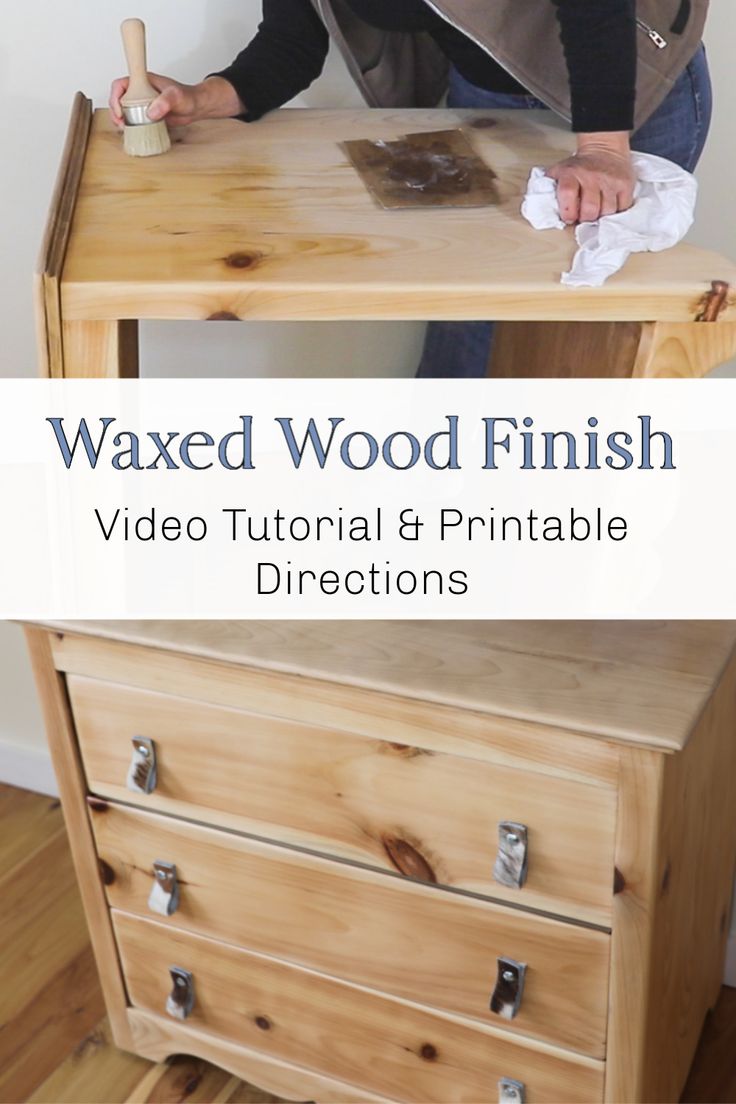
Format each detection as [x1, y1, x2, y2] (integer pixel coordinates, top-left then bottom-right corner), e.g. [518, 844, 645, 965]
[661, 861, 671, 895]
[255, 1015, 272, 1031]
[86, 797, 109, 813]
[183, 1076, 201, 1096]
[382, 742, 433, 759]
[223, 251, 261, 270]
[468, 117, 498, 129]
[420, 1043, 438, 1061]
[207, 311, 240, 321]
[98, 859, 115, 886]
[696, 280, 730, 322]
[382, 835, 437, 883]
[49, 799, 61, 810]
[613, 867, 626, 895]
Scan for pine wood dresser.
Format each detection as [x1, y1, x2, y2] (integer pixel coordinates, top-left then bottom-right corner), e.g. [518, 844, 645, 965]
[24, 620, 736, 1104]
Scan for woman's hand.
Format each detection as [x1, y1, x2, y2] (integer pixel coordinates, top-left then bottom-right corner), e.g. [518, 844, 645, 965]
[109, 74, 244, 128]
[546, 132, 636, 224]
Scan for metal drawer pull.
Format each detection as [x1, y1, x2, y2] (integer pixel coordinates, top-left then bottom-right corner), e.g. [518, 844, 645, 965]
[149, 861, 179, 916]
[490, 956, 527, 1020]
[499, 1078, 526, 1103]
[166, 967, 195, 1020]
[493, 822, 528, 889]
[126, 737, 157, 795]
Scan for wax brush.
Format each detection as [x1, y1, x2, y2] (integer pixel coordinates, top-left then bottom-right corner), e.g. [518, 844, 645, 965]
[120, 18, 171, 157]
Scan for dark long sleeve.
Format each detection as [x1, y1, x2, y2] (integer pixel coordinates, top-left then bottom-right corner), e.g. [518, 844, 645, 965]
[551, 0, 637, 132]
[214, 0, 638, 134]
[213, 0, 329, 121]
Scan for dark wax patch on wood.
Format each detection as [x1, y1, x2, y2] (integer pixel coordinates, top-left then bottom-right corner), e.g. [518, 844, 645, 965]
[468, 116, 499, 129]
[343, 128, 499, 210]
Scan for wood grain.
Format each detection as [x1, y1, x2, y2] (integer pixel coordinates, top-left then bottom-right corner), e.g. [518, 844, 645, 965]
[682, 987, 736, 1104]
[27, 1019, 150, 1103]
[490, 321, 648, 379]
[491, 321, 736, 380]
[604, 747, 664, 1103]
[24, 628, 133, 1050]
[59, 108, 736, 325]
[55, 633, 620, 787]
[47, 619, 736, 751]
[0, 817, 105, 1102]
[124, 1055, 238, 1103]
[95, 802, 610, 1056]
[127, 1009, 394, 1104]
[3, 778, 736, 1102]
[117, 914, 606, 1104]
[70, 675, 617, 923]
[639, 647, 736, 1102]
[606, 645, 736, 1102]
[0, 783, 63, 878]
[0, 946, 104, 1103]
[35, 92, 92, 378]
[632, 321, 736, 378]
[62, 319, 139, 379]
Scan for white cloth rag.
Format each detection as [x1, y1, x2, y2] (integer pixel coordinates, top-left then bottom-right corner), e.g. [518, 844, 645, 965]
[521, 152, 698, 287]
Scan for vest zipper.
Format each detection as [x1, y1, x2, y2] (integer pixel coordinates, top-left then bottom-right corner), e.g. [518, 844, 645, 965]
[636, 18, 668, 49]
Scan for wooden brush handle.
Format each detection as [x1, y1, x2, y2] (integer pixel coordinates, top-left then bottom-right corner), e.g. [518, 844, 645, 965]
[121, 18, 158, 104]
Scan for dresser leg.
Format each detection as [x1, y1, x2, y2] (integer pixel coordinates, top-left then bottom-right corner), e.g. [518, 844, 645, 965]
[631, 321, 736, 378]
[24, 628, 134, 1051]
[61, 319, 140, 379]
[489, 321, 736, 379]
[606, 648, 736, 1103]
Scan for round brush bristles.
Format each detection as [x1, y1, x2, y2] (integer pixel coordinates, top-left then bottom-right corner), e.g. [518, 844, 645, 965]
[123, 121, 171, 158]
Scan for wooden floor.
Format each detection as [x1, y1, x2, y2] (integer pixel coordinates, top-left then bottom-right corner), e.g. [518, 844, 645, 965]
[1, 782, 734, 1104]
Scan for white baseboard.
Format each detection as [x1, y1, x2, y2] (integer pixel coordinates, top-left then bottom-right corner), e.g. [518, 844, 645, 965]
[726, 932, 736, 988]
[0, 741, 58, 797]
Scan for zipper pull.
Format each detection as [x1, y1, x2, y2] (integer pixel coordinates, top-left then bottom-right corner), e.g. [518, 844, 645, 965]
[637, 19, 668, 48]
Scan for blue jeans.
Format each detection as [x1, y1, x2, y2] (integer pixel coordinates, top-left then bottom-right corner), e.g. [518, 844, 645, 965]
[417, 44, 713, 378]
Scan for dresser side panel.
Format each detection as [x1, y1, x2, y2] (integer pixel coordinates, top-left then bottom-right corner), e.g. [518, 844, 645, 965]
[23, 628, 132, 1049]
[640, 648, 736, 1102]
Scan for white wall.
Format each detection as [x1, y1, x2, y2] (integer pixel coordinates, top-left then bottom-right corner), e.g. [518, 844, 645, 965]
[1, 2, 735, 965]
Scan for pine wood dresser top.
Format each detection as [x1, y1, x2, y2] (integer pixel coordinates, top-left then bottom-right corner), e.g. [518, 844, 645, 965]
[34, 620, 736, 752]
[58, 107, 736, 324]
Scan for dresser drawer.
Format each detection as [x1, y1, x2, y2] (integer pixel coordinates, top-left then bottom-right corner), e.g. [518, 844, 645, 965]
[93, 802, 609, 1056]
[70, 675, 617, 924]
[114, 911, 604, 1104]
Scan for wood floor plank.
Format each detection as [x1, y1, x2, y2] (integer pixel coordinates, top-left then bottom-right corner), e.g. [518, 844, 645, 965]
[223, 1083, 291, 1103]
[0, 785, 63, 880]
[125, 1057, 243, 1104]
[0, 946, 105, 1103]
[681, 987, 736, 1104]
[27, 1018, 150, 1103]
[0, 829, 91, 1025]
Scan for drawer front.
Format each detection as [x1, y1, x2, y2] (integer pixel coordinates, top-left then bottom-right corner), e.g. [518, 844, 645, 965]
[94, 803, 610, 1057]
[114, 912, 605, 1104]
[71, 675, 616, 924]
